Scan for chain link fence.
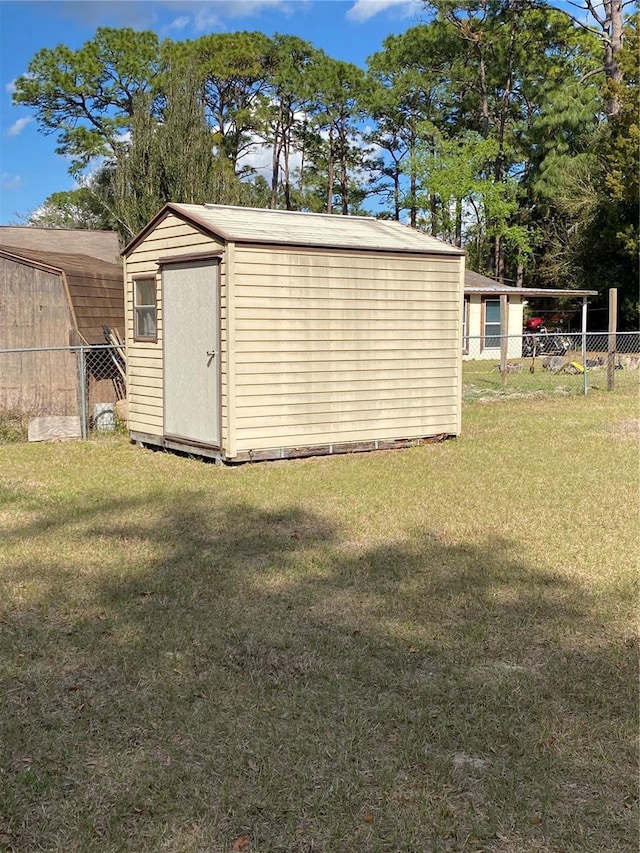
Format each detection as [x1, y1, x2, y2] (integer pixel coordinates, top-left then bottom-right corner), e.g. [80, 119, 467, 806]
[1, 334, 638, 442]
[463, 330, 640, 401]
[0, 344, 125, 443]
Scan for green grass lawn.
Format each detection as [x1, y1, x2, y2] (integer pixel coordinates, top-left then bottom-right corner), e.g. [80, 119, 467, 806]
[463, 356, 640, 401]
[1, 388, 638, 852]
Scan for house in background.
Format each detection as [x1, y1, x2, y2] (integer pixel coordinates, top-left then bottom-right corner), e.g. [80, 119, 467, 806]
[0, 227, 124, 417]
[123, 203, 466, 462]
[463, 270, 597, 359]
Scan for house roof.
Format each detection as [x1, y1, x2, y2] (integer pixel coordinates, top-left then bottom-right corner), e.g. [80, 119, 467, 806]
[0, 245, 124, 344]
[124, 203, 466, 257]
[0, 226, 120, 264]
[464, 270, 596, 298]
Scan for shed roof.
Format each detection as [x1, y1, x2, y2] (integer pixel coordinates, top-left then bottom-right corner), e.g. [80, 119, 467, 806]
[124, 203, 465, 257]
[0, 226, 120, 264]
[0, 245, 124, 344]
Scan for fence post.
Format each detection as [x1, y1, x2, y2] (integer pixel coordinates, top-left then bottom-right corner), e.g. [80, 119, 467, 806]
[500, 294, 508, 386]
[581, 297, 588, 396]
[607, 288, 617, 391]
[78, 345, 88, 439]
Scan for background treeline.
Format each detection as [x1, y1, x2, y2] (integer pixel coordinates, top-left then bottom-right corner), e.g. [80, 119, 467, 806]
[13, 2, 639, 325]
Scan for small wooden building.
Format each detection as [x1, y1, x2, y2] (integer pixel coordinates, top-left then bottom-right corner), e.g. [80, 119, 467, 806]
[0, 231, 124, 416]
[123, 203, 465, 462]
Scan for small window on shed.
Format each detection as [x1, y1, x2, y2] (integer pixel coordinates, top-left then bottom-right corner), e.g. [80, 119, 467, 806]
[134, 278, 157, 341]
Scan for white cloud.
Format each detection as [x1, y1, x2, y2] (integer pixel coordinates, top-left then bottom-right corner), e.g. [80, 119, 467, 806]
[165, 15, 192, 32]
[45, 1, 298, 33]
[237, 135, 303, 184]
[7, 117, 33, 137]
[1, 173, 23, 191]
[6, 72, 35, 95]
[190, 0, 296, 30]
[346, 0, 418, 23]
[209, 0, 296, 17]
[192, 7, 222, 31]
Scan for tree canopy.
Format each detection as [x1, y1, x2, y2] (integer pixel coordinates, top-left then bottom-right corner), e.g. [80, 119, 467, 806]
[12, 14, 639, 325]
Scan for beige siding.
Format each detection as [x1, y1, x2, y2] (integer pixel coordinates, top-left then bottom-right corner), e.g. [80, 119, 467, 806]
[125, 213, 226, 439]
[231, 245, 462, 453]
[464, 294, 524, 360]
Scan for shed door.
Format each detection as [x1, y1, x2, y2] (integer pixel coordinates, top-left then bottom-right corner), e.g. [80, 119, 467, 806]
[163, 260, 220, 446]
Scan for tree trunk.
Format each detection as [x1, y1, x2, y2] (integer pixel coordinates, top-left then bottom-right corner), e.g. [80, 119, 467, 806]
[455, 198, 462, 248]
[430, 194, 438, 238]
[394, 166, 401, 221]
[283, 132, 291, 210]
[270, 124, 281, 209]
[604, 0, 624, 115]
[410, 172, 417, 228]
[478, 49, 490, 139]
[340, 135, 349, 216]
[298, 117, 307, 194]
[327, 126, 334, 215]
[495, 234, 505, 283]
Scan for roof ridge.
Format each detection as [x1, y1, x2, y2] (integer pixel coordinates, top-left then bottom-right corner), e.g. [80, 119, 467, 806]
[192, 202, 404, 225]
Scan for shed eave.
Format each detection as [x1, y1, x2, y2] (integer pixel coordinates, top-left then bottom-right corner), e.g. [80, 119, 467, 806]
[0, 248, 64, 277]
[233, 238, 465, 257]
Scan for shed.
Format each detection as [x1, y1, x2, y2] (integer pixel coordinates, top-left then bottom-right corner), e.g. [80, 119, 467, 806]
[0, 230, 124, 417]
[123, 203, 466, 463]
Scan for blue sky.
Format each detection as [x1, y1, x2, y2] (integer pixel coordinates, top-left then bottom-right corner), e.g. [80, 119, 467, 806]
[0, 0, 425, 224]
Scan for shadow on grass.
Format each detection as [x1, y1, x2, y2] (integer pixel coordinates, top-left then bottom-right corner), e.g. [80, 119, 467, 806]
[1, 490, 636, 852]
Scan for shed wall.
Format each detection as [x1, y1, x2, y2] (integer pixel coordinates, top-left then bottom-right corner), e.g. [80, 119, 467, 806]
[124, 213, 226, 438]
[0, 257, 77, 413]
[231, 244, 462, 453]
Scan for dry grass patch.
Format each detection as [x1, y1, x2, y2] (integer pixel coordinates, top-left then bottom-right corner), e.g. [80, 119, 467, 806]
[0, 388, 637, 852]
[599, 417, 640, 441]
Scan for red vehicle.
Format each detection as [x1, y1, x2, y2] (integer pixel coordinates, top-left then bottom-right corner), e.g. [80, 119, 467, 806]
[525, 317, 546, 331]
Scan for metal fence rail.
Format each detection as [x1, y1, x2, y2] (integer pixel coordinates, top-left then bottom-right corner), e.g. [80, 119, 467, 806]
[0, 343, 125, 442]
[464, 330, 640, 361]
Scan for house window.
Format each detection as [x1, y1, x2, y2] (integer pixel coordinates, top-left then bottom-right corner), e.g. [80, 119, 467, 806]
[134, 278, 157, 341]
[462, 297, 470, 354]
[483, 298, 502, 349]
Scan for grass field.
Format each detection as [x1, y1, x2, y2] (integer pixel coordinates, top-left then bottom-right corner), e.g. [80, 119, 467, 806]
[462, 356, 640, 402]
[1, 387, 638, 852]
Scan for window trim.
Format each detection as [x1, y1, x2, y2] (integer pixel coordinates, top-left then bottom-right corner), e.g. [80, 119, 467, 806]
[133, 275, 158, 343]
[462, 296, 470, 354]
[482, 297, 503, 351]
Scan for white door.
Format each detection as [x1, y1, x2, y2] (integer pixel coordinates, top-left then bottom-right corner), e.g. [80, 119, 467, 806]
[163, 260, 220, 446]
